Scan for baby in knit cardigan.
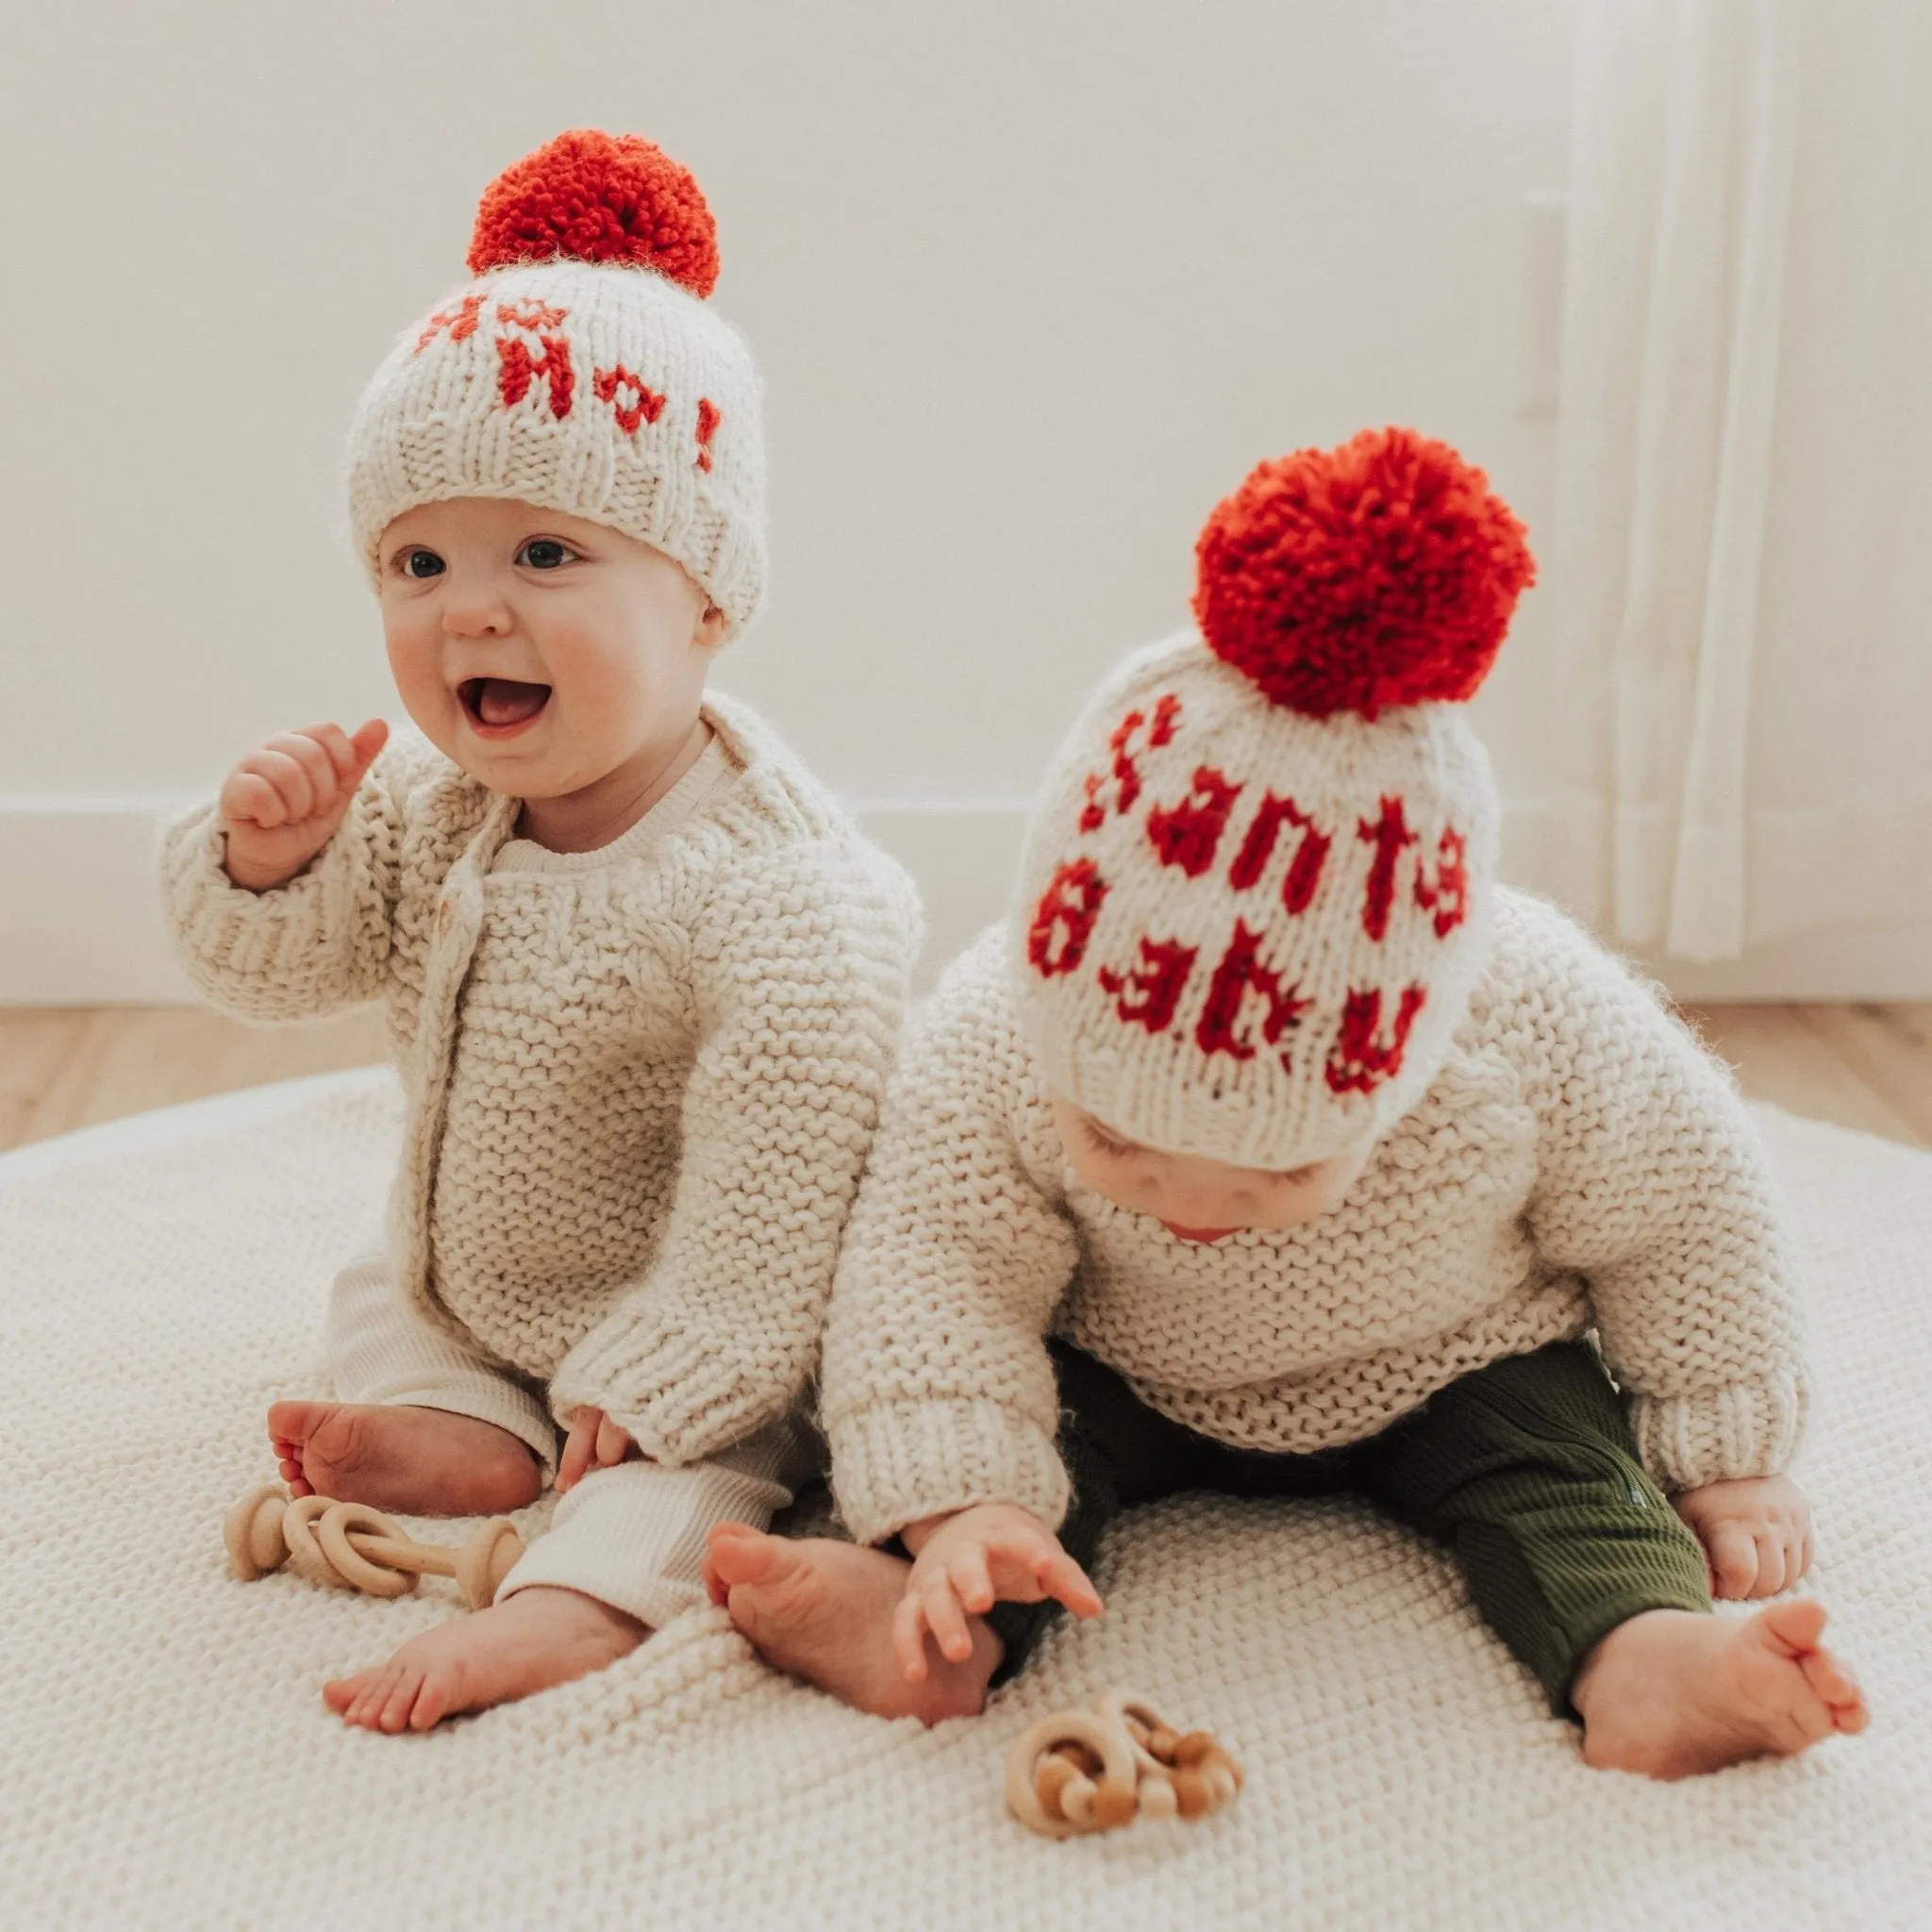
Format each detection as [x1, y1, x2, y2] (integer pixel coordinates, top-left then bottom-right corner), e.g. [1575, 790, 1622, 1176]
[708, 431, 1867, 1779]
[162, 134, 918, 1729]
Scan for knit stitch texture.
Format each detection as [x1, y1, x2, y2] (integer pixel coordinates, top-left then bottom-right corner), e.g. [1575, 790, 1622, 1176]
[0, 1071, 1920, 1928]
[824, 888, 1807, 1546]
[1010, 632, 1502, 1171]
[161, 691, 921, 1463]
[349, 132, 766, 632]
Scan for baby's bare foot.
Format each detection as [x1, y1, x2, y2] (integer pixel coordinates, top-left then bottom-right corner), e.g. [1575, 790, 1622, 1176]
[267, 1400, 541, 1514]
[323, 1586, 643, 1732]
[705, 1523, 999, 1724]
[1574, 1599, 1868, 1779]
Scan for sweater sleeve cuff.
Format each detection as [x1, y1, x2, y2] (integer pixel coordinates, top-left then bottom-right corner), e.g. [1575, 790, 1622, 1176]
[159, 805, 346, 1012]
[549, 1321, 796, 1470]
[1630, 1372, 1808, 1491]
[828, 1398, 1071, 1548]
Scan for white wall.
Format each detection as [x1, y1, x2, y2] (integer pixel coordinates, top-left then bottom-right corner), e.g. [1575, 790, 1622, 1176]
[5, 0, 1623, 996]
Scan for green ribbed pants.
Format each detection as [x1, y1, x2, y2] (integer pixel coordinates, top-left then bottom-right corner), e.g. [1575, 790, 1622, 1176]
[987, 1340, 1712, 1715]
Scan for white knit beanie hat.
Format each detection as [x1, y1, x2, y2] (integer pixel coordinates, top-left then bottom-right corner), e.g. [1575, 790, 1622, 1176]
[1009, 427, 1536, 1171]
[347, 129, 766, 633]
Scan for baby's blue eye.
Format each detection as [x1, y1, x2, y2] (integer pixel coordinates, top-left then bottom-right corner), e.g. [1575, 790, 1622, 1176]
[517, 538, 575, 570]
[402, 548, 445, 578]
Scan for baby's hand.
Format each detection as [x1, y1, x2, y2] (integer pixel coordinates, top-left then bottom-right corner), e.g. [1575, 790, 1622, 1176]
[1673, 1473, 1814, 1599]
[219, 719, 389, 891]
[894, 1503, 1103, 1683]
[556, 1406, 641, 1492]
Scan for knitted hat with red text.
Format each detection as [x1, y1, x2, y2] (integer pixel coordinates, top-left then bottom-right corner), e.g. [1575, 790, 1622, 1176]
[1009, 428, 1536, 1170]
[347, 130, 766, 632]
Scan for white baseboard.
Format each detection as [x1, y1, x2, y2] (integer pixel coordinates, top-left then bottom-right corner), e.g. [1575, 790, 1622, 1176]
[0, 802, 198, 1005]
[3, 798, 1928, 1004]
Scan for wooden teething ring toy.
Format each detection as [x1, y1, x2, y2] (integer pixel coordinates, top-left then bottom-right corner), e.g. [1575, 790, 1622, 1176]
[224, 1485, 524, 1611]
[1092, 1686, 1242, 1820]
[1005, 1709, 1141, 1840]
[1006, 1686, 1242, 1838]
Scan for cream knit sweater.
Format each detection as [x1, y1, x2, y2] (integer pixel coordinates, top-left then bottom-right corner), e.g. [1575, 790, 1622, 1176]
[162, 691, 921, 1466]
[822, 888, 1807, 1546]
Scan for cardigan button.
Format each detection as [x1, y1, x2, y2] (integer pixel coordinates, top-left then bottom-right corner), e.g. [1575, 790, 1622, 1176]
[437, 899, 454, 936]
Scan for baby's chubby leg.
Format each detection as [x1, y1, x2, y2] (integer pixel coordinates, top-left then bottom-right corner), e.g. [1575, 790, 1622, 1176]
[270, 1242, 554, 1513]
[327, 1413, 818, 1730]
[1365, 1342, 1869, 1776]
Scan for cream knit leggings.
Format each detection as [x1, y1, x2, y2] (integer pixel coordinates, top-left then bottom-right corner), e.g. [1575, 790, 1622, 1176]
[327, 1243, 821, 1629]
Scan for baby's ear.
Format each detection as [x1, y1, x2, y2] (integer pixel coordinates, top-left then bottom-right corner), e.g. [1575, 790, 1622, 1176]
[696, 601, 733, 651]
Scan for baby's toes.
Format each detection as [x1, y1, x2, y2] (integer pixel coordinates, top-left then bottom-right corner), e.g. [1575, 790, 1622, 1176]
[1799, 1648, 1868, 1728]
[323, 1668, 380, 1721]
[350, 1667, 408, 1730]
[408, 1669, 455, 1732]
[1798, 1645, 1856, 1703]
[375, 1664, 428, 1733]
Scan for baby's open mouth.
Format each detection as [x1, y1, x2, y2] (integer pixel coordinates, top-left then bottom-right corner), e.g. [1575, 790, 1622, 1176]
[458, 677, 553, 733]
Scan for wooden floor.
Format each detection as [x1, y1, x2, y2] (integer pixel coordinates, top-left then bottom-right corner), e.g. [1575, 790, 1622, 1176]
[1, 1006, 390, 1154]
[1, 1000, 1928, 1158]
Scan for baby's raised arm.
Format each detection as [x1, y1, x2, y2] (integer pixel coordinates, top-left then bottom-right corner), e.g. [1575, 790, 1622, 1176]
[162, 720, 438, 1023]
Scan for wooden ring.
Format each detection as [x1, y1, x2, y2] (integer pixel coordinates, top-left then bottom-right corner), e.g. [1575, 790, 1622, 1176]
[317, 1502, 416, 1598]
[1091, 1686, 1182, 1779]
[455, 1518, 524, 1611]
[1006, 1710, 1140, 1839]
[1138, 1774, 1179, 1821]
[225, 1486, 290, 1582]
[281, 1494, 343, 1590]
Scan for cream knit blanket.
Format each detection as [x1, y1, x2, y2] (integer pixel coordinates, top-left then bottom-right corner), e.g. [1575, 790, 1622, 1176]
[2, 1069, 1926, 1929]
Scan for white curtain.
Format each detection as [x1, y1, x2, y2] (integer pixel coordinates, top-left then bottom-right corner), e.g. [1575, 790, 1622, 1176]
[1540, 0, 1932, 962]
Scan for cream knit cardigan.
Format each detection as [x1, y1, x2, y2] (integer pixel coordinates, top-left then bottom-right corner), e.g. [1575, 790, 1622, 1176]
[162, 692, 921, 1466]
[822, 888, 1807, 1546]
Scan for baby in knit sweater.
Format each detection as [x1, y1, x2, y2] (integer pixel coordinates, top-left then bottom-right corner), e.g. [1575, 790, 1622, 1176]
[708, 431, 1868, 1779]
[163, 133, 918, 1728]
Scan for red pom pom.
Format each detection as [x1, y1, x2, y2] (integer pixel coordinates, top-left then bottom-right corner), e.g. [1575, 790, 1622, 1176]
[1192, 427, 1536, 718]
[467, 129, 720, 297]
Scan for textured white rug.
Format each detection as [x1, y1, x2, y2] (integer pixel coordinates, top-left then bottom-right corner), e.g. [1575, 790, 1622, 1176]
[2, 1069, 1928, 1929]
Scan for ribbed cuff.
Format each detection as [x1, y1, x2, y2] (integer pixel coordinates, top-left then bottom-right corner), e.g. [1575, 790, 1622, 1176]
[497, 1416, 818, 1625]
[827, 1398, 1070, 1548]
[159, 806, 344, 1014]
[549, 1321, 790, 1470]
[1631, 1372, 1808, 1491]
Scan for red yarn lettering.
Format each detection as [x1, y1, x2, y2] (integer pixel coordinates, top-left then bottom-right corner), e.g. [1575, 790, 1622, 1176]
[1413, 825, 1470, 939]
[1098, 937, 1197, 1034]
[415, 292, 485, 354]
[1325, 985, 1428, 1094]
[593, 364, 667, 435]
[695, 397, 721, 471]
[495, 299, 569, 331]
[1227, 792, 1332, 914]
[1194, 921, 1311, 1065]
[1145, 766, 1242, 877]
[1027, 859, 1108, 978]
[1357, 795, 1418, 941]
[1078, 693, 1182, 834]
[496, 334, 575, 420]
